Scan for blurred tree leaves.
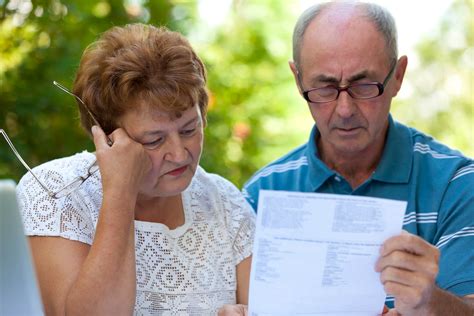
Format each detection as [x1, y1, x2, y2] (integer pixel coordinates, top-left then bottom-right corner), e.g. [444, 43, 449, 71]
[196, 0, 307, 186]
[0, 0, 305, 188]
[392, 0, 473, 157]
[1, 0, 472, 190]
[0, 0, 197, 181]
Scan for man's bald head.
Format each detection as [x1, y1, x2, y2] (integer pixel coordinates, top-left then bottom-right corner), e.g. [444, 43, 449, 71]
[292, 2, 398, 67]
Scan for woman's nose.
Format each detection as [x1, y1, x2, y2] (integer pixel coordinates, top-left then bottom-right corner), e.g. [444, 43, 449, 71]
[163, 135, 188, 163]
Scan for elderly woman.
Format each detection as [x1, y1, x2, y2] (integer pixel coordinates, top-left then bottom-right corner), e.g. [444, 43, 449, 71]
[16, 24, 254, 315]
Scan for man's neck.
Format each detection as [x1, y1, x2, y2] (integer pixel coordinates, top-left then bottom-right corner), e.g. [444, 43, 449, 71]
[318, 136, 387, 190]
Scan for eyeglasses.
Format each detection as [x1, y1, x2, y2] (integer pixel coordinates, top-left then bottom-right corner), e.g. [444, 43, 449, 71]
[1, 81, 110, 199]
[0, 128, 99, 199]
[299, 61, 397, 103]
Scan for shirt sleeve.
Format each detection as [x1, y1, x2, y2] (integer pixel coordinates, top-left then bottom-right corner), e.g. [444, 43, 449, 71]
[16, 164, 95, 245]
[242, 177, 260, 212]
[212, 175, 256, 265]
[434, 161, 474, 296]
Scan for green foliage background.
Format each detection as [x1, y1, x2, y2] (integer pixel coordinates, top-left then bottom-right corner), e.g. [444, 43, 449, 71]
[0, 0, 472, 189]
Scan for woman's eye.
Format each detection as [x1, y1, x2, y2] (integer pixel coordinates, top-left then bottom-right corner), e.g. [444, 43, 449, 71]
[143, 138, 164, 148]
[180, 128, 196, 136]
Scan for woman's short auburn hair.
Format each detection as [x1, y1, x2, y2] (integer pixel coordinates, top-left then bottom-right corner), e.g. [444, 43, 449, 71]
[73, 23, 208, 135]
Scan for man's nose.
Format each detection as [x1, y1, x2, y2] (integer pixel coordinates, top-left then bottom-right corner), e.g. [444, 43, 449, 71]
[334, 90, 357, 118]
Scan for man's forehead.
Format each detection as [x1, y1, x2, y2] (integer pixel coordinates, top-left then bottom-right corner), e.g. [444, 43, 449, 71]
[315, 2, 362, 30]
[299, 14, 387, 66]
[306, 5, 373, 40]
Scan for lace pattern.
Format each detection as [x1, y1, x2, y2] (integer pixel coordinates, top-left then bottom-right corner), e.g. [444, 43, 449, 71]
[17, 151, 255, 315]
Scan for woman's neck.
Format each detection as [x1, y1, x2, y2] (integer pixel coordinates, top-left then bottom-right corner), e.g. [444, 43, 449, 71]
[134, 194, 184, 229]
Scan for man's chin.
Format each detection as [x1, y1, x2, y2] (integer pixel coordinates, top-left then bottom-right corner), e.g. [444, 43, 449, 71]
[331, 140, 370, 156]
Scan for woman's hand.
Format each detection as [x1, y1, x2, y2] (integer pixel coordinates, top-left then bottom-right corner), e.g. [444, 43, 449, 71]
[218, 304, 248, 316]
[92, 125, 152, 198]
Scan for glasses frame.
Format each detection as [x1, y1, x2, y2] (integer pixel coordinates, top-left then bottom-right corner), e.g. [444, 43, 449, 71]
[0, 81, 110, 199]
[298, 60, 398, 104]
[53, 81, 113, 146]
[1, 128, 99, 199]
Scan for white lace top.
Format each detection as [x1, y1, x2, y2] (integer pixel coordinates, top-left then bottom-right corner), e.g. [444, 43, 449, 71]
[17, 151, 255, 315]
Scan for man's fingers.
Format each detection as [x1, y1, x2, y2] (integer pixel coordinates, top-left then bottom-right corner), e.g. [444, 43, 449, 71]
[375, 250, 439, 275]
[382, 280, 427, 308]
[379, 266, 436, 291]
[384, 309, 401, 316]
[380, 233, 439, 259]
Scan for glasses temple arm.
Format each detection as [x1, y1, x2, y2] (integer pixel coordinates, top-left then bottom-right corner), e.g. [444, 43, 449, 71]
[53, 81, 113, 146]
[0, 129, 55, 197]
[52, 81, 103, 127]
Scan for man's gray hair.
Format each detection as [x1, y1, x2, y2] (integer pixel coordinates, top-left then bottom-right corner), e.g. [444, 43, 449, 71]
[292, 1, 398, 66]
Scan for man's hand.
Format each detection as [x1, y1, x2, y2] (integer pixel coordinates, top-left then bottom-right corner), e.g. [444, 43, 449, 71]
[218, 304, 395, 315]
[218, 304, 248, 316]
[375, 231, 439, 315]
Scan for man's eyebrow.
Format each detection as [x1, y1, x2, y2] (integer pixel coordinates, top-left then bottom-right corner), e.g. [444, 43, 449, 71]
[309, 74, 339, 86]
[346, 70, 370, 83]
[308, 70, 372, 86]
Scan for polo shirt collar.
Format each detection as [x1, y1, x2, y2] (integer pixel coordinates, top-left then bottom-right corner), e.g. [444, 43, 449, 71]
[305, 115, 412, 189]
[306, 125, 335, 191]
[372, 114, 412, 183]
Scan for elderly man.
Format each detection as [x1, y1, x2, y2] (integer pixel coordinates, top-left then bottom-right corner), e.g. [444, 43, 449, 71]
[230, 1, 474, 315]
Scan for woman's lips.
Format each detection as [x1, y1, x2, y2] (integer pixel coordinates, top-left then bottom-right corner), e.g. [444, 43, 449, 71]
[166, 165, 188, 176]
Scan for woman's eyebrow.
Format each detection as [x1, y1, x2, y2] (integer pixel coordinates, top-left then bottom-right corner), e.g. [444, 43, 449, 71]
[138, 116, 199, 139]
[181, 117, 199, 128]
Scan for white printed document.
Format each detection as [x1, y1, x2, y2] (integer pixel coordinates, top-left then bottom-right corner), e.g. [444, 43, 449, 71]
[248, 190, 406, 316]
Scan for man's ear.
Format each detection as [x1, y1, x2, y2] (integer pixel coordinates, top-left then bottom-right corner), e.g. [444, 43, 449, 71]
[289, 60, 303, 95]
[392, 55, 408, 97]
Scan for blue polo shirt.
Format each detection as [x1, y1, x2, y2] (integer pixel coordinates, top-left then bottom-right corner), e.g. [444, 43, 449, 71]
[243, 115, 474, 307]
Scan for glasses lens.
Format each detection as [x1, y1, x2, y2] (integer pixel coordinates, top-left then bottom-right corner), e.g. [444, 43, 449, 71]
[308, 87, 338, 102]
[53, 179, 83, 199]
[88, 162, 99, 174]
[349, 84, 381, 99]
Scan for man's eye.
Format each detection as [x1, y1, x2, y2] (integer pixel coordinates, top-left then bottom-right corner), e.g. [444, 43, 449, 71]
[180, 128, 196, 136]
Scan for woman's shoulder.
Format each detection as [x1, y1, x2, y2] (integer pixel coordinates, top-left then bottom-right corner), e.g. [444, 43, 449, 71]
[16, 151, 97, 244]
[190, 166, 255, 218]
[18, 151, 95, 191]
[192, 166, 240, 194]
[30, 151, 95, 176]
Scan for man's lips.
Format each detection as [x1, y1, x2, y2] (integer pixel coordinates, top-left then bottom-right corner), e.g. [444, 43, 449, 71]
[334, 126, 362, 136]
[338, 127, 359, 131]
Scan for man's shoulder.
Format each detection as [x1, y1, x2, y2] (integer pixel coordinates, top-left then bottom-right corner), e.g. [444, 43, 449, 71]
[406, 125, 472, 165]
[399, 122, 473, 183]
[244, 143, 309, 190]
[242, 143, 310, 211]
